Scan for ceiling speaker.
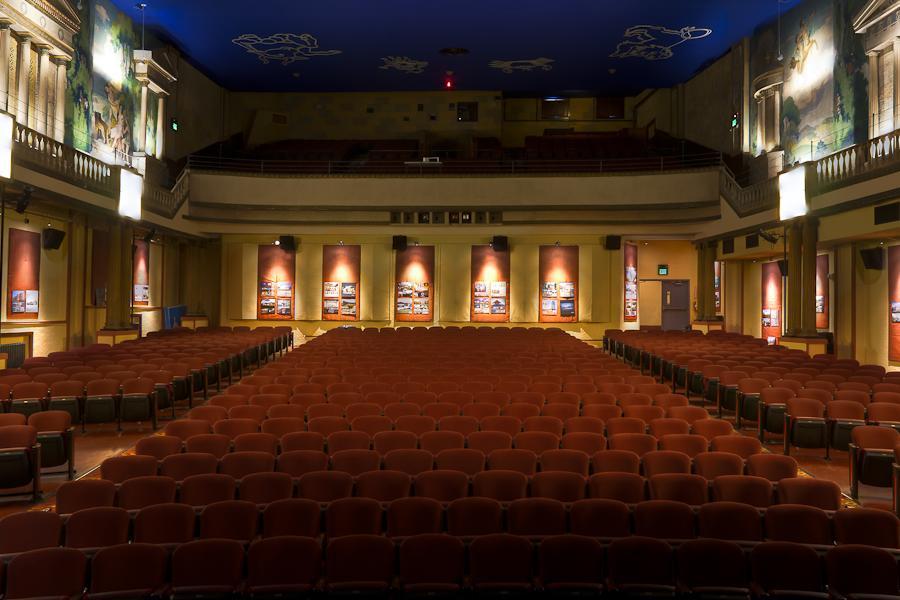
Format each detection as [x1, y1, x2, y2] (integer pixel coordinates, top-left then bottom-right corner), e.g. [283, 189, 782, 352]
[491, 236, 508, 252]
[42, 228, 66, 250]
[392, 235, 408, 251]
[278, 236, 296, 252]
[777, 259, 788, 277]
[860, 247, 884, 270]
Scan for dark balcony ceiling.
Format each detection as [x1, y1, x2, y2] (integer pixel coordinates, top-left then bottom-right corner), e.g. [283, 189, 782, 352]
[111, 0, 800, 94]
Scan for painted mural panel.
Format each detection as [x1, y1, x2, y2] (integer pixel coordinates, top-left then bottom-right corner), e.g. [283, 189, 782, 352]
[66, 0, 154, 162]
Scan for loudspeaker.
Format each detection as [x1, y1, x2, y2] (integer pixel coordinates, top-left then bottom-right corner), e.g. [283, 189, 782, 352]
[722, 238, 735, 255]
[860, 247, 885, 270]
[777, 259, 788, 277]
[42, 228, 66, 250]
[491, 236, 508, 252]
[604, 235, 621, 251]
[875, 202, 900, 225]
[392, 235, 408, 251]
[278, 236, 296, 252]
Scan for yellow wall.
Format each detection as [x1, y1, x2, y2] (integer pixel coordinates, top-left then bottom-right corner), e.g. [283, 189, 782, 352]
[724, 261, 743, 333]
[219, 234, 627, 340]
[855, 243, 889, 366]
[741, 261, 762, 338]
[632, 240, 698, 327]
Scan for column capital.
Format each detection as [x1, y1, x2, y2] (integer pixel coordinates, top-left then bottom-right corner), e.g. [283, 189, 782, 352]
[11, 31, 32, 43]
[0, 20, 13, 30]
[50, 55, 69, 66]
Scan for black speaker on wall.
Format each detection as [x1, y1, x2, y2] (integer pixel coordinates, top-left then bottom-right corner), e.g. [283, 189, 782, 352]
[777, 259, 788, 277]
[491, 236, 508, 252]
[278, 236, 296, 252]
[604, 235, 621, 250]
[392, 235, 408, 251]
[42, 228, 66, 250]
[860, 247, 885, 270]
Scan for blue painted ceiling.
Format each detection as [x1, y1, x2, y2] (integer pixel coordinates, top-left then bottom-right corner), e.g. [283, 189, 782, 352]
[110, 0, 802, 94]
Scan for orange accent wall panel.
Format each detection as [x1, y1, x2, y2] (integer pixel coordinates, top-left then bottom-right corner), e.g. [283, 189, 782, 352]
[395, 246, 434, 322]
[624, 243, 638, 322]
[471, 245, 510, 322]
[890, 246, 900, 362]
[91, 230, 109, 307]
[539, 245, 578, 323]
[322, 245, 360, 321]
[133, 239, 150, 306]
[258, 244, 295, 320]
[7, 228, 40, 319]
[761, 262, 782, 343]
[816, 254, 829, 330]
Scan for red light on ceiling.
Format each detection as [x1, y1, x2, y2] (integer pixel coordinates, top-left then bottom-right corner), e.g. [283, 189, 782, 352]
[444, 71, 454, 90]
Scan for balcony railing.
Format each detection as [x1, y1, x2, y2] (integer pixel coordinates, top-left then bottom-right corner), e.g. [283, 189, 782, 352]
[814, 128, 900, 190]
[186, 152, 726, 176]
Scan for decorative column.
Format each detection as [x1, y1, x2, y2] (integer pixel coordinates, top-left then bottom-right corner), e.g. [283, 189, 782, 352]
[893, 39, 900, 130]
[0, 23, 11, 113]
[103, 221, 134, 330]
[14, 34, 31, 124]
[786, 221, 803, 336]
[52, 58, 67, 142]
[800, 217, 819, 336]
[773, 89, 781, 147]
[869, 52, 880, 139]
[35, 46, 50, 135]
[759, 94, 767, 150]
[702, 241, 717, 320]
[137, 81, 148, 153]
[155, 94, 165, 158]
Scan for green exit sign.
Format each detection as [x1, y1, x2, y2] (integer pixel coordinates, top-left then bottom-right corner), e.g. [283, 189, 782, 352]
[658, 264, 669, 276]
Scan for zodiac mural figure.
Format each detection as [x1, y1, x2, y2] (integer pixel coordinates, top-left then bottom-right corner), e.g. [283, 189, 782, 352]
[609, 25, 712, 61]
[380, 56, 429, 74]
[488, 57, 555, 73]
[789, 19, 818, 74]
[232, 33, 342, 65]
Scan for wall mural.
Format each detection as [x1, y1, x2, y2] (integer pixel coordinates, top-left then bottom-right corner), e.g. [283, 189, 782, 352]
[66, 0, 157, 162]
[379, 56, 429, 74]
[488, 58, 555, 73]
[609, 25, 712, 61]
[232, 33, 342, 65]
[751, 0, 868, 163]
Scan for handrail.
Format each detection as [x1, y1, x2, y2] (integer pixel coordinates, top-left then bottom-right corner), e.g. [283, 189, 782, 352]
[185, 152, 726, 176]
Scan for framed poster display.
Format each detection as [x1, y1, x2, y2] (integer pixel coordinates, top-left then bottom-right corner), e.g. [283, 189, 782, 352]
[539, 245, 578, 323]
[762, 261, 783, 343]
[7, 228, 40, 319]
[395, 245, 434, 322]
[471, 244, 510, 322]
[133, 239, 150, 306]
[322, 245, 361, 321]
[815, 254, 829, 329]
[624, 243, 638, 322]
[890, 246, 900, 362]
[258, 243, 295, 321]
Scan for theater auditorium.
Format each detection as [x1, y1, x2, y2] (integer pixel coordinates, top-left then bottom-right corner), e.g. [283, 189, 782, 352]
[0, 0, 898, 596]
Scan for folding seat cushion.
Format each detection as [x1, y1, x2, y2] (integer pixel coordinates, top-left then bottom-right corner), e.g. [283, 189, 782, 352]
[507, 498, 567, 537]
[488, 448, 537, 475]
[161, 452, 218, 481]
[325, 534, 395, 592]
[281, 431, 325, 452]
[764, 504, 832, 545]
[697, 501, 763, 542]
[233, 432, 278, 454]
[712, 475, 773, 508]
[642, 450, 691, 478]
[180, 473, 237, 507]
[326, 497, 383, 537]
[588, 472, 645, 503]
[481, 415, 523, 436]
[247, 536, 321, 596]
[592, 449, 641, 474]
[833, 507, 900, 548]
[777, 477, 842, 510]
[326, 430, 371, 454]
[64, 506, 130, 549]
[677, 539, 749, 596]
[55, 478, 116, 514]
[395, 415, 436, 436]
[515, 431, 559, 455]
[414, 469, 469, 502]
[100, 454, 158, 483]
[849, 425, 899, 498]
[89, 543, 169, 598]
[469, 534, 534, 592]
[751, 542, 825, 597]
[0, 511, 62, 554]
[826, 545, 900, 598]
[4, 547, 87, 599]
[133, 502, 197, 544]
[746, 453, 798, 482]
[710, 435, 762, 459]
[648, 473, 708, 505]
[117, 475, 177, 510]
[607, 418, 646, 437]
[170, 539, 245, 597]
[472, 470, 529, 502]
[447, 497, 503, 537]
[607, 537, 675, 594]
[693, 451, 745, 480]
[239, 471, 294, 504]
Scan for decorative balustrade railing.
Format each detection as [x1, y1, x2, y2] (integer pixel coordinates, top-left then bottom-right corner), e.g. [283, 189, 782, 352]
[13, 123, 115, 197]
[814, 129, 900, 190]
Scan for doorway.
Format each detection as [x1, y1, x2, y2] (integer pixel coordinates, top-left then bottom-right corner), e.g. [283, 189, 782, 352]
[661, 280, 691, 331]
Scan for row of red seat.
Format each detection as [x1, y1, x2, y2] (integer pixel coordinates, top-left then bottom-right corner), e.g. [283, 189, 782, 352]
[6, 534, 896, 598]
